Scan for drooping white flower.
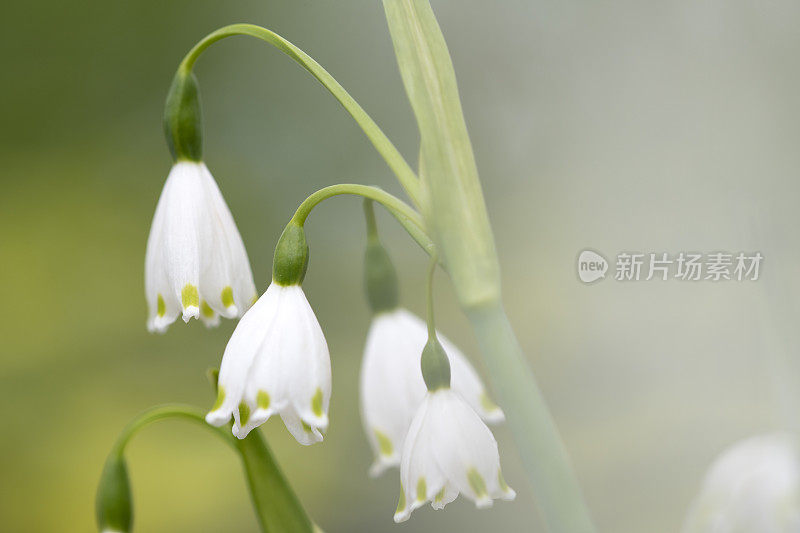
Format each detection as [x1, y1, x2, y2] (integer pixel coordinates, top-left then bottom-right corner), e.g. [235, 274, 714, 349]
[206, 282, 331, 444]
[145, 161, 257, 332]
[683, 432, 800, 533]
[360, 308, 504, 476]
[393, 388, 515, 522]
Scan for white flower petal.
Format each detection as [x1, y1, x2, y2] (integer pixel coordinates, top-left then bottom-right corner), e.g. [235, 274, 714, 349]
[206, 283, 281, 427]
[281, 406, 324, 446]
[360, 311, 426, 473]
[158, 163, 204, 319]
[439, 333, 505, 423]
[197, 165, 256, 317]
[283, 287, 331, 429]
[145, 172, 180, 333]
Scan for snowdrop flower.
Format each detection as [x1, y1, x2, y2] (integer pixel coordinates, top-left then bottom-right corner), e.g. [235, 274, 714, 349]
[145, 161, 257, 332]
[359, 214, 503, 476]
[206, 223, 332, 444]
[394, 386, 515, 523]
[683, 432, 800, 533]
[361, 309, 504, 476]
[387, 248, 514, 522]
[146, 69, 256, 332]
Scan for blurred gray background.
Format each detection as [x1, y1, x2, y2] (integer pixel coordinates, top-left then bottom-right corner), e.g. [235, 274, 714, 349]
[1, 0, 799, 531]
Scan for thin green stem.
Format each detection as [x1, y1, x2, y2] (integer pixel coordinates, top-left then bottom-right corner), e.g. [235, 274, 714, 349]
[112, 404, 236, 455]
[363, 199, 379, 242]
[178, 23, 421, 206]
[290, 183, 434, 255]
[425, 252, 438, 338]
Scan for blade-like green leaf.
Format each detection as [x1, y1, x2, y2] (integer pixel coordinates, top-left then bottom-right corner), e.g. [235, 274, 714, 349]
[382, 0, 499, 309]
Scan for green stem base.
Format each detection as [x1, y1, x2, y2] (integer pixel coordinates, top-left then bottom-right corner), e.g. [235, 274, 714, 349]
[468, 303, 596, 533]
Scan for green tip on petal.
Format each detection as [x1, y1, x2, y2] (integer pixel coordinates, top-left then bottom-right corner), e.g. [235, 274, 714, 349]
[211, 387, 226, 411]
[498, 469, 510, 492]
[301, 421, 314, 433]
[200, 300, 214, 318]
[311, 388, 324, 418]
[434, 487, 446, 503]
[480, 391, 500, 413]
[416, 477, 427, 502]
[257, 390, 271, 410]
[374, 429, 394, 457]
[396, 485, 406, 514]
[181, 284, 199, 309]
[156, 294, 166, 317]
[238, 402, 251, 426]
[221, 286, 235, 308]
[467, 468, 488, 498]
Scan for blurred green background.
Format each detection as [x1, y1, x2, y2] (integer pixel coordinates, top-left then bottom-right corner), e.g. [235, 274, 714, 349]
[2, 0, 800, 531]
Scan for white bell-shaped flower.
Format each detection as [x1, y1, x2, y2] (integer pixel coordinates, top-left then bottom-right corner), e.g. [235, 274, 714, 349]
[683, 432, 800, 533]
[206, 282, 331, 444]
[393, 388, 515, 522]
[145, 161, 257, 332]
[360, 308, 504, 476]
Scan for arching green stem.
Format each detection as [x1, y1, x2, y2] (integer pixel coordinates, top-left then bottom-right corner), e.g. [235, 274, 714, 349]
[104, 404, 317, 533]
[290, 184, 434, 255]
[178, 23, 421, 207]
[112, 404, 235, 455]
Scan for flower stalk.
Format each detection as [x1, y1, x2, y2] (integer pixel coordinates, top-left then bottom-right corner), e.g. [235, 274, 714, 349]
[289, 183, 433, 255]
[98, 405, 315, 533]
[420, 254, 450, 391]
[176, 24, 422, 207]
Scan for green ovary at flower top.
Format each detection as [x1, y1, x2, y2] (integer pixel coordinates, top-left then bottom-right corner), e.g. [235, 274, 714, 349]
[96, 454, 133, 533]
[145, 70, 257, 333]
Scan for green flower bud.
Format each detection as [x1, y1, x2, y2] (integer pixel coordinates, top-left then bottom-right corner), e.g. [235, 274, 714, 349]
[95, 453, 132, 533]
[421, 337, 451, 391]
[364, 237, 399, 313]
[163, 69, 203, 161]
[273, 222, 309, 286]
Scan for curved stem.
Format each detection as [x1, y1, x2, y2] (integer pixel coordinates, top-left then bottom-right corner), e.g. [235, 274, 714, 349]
[178, 23, 421, 207]
[112, 404, 236, 455]
[291, 184, 435, 255]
